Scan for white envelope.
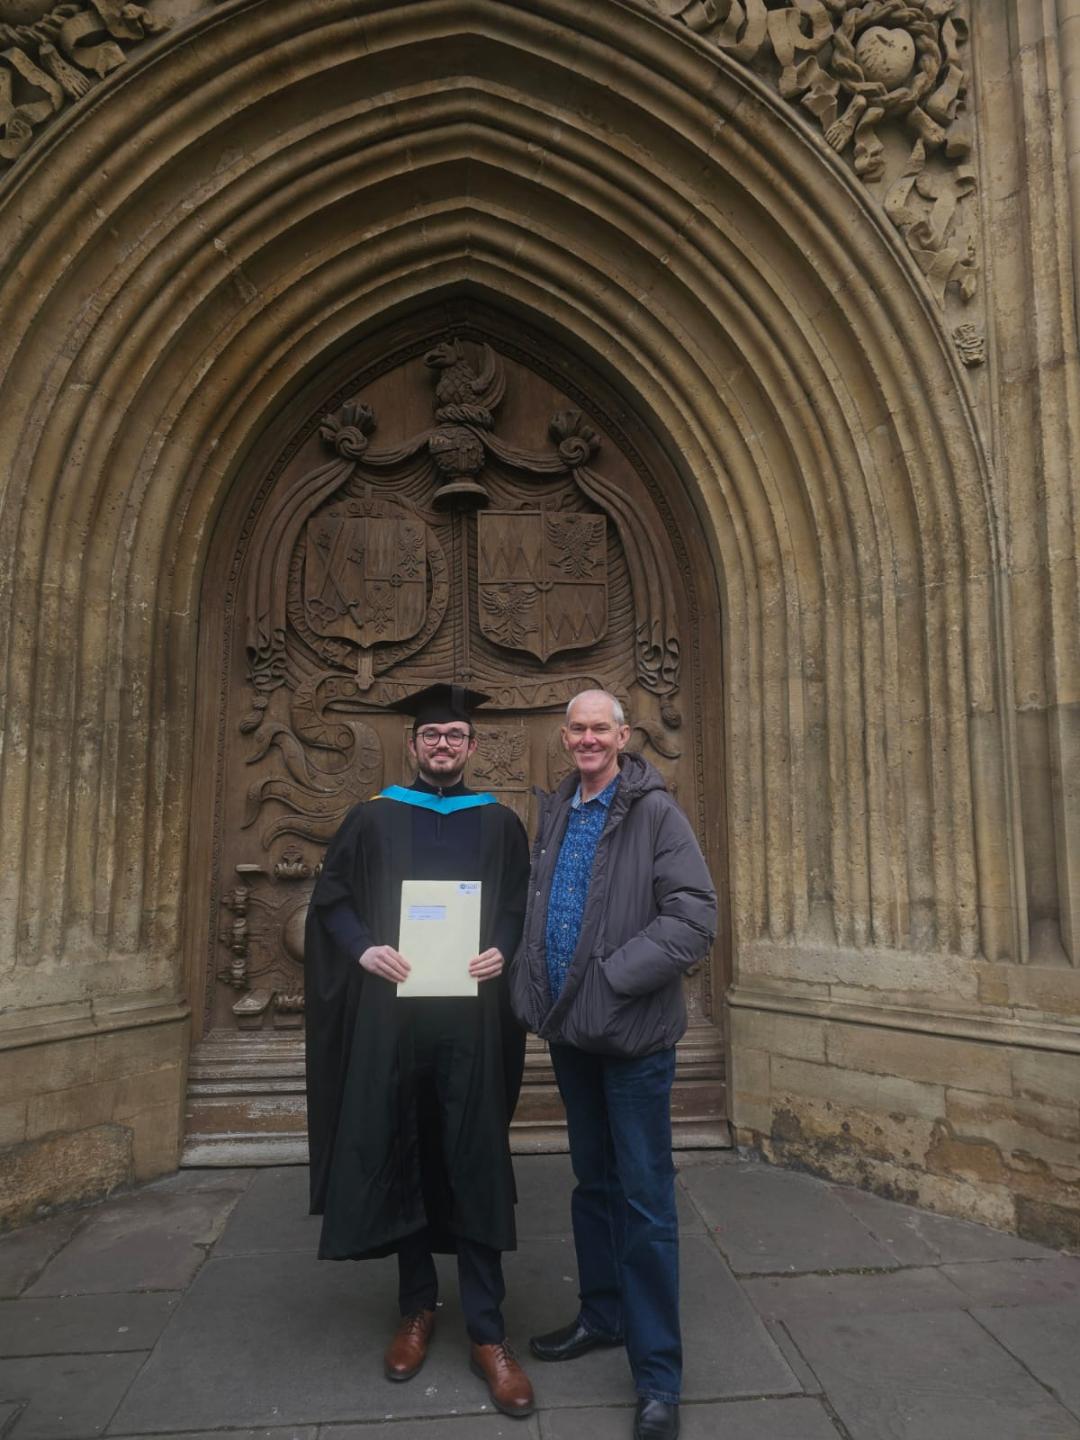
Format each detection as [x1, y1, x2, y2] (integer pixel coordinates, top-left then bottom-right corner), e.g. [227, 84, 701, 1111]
[396, 879, 481, 997]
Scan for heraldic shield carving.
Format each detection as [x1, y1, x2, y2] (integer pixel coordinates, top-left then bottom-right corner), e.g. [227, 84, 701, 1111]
[303, 503, 427, 648]
[478, 510, 608, 662]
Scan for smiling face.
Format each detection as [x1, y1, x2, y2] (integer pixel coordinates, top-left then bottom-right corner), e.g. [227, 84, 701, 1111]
[407, 723, 478, 786]
[562, 691, 630, 794]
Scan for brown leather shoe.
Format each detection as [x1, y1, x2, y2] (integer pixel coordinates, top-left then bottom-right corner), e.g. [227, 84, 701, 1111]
[469, 1340, 536, 1417]
[384, 1309, 435, 1381]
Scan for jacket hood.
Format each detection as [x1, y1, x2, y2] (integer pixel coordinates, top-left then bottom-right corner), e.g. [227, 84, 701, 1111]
[550, 747, 668, 805]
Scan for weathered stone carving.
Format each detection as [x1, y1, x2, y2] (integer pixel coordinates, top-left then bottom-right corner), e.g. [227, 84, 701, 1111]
[952, 320, 984, 366]
[0, 0, 166, 165]
[649, 0, 977, 305]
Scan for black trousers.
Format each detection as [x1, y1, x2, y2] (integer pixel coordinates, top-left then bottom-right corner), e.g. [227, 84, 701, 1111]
[397, 1228, 506, 1344]
[397, 1000, 507, 1345]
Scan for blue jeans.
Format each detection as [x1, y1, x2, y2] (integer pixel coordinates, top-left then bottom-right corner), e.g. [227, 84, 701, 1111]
[550, 1044, 680, 1404]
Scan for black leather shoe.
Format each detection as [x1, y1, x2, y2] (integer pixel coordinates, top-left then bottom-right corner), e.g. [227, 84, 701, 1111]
[529, 1317, 622, 1362]
[634, 1398, 680, 1440]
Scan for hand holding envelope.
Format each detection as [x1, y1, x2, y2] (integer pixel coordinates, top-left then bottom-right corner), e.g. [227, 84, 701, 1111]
[468, 947, 505, 980]
[394, 880, 484, 996]
[359, 943, 410, 982]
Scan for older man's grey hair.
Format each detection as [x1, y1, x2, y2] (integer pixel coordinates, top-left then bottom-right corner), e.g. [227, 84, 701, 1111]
[565, 689, 626, 728]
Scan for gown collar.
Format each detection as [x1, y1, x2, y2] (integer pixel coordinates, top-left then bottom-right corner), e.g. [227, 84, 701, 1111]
[378, 777, 497, 814]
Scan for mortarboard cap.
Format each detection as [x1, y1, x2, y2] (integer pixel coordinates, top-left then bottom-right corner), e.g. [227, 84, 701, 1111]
[390, 682, 490, 727]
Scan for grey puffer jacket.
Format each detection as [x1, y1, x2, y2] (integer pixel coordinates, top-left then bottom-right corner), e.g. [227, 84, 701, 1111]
[509, 751, 718, 1058]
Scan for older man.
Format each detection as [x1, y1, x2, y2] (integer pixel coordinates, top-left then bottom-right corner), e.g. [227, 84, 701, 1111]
[509, 689, 717, 1440]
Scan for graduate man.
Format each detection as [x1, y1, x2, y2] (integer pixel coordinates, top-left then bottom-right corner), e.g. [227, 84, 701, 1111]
[304, 683, 535, 1418]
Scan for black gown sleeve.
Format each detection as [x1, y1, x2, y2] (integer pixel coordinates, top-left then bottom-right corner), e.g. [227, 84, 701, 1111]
[488, 809, 531, 1119]
[304, 803, 369, 1215]
[323, 898, 375, 960]
[491, 811, 530, 961]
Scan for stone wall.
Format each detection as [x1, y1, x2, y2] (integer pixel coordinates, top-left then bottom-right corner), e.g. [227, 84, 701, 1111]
[0, 0, 1076, 1240]
[727, 0, 1080, 1250]
[0, 1007, 188, 1228]
[730, 1003, 1079, 1248]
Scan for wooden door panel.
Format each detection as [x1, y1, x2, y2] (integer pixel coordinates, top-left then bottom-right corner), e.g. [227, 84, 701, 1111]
[184, 307, 728, 1163]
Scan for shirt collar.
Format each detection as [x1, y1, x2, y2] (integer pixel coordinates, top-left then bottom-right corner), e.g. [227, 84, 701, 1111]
[571, 773, 621, 810]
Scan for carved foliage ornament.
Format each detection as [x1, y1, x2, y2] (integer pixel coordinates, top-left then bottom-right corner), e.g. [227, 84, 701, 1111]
[650, 0, 977, 306]
[0, 0, 166, 166]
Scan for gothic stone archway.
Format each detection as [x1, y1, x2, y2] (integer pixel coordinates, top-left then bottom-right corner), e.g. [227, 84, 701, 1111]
[10, 1, 1073, 1242]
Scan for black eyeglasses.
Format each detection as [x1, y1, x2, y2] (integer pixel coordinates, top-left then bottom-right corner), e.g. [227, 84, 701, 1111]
[415, 726, 472, 748]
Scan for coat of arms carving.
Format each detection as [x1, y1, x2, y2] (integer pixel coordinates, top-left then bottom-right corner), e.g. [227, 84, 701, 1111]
[303, 504, 427, 649]
[478, 510, 607, 662]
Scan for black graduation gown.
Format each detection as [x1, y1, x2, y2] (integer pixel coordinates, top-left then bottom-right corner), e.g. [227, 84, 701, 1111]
[304, 789, 529, 1261]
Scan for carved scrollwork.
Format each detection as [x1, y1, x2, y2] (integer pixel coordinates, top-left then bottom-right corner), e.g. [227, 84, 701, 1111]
[649, 0, 978, 306]
[549, 410, 602, 468]
[319, 399, 376, 459]
[245, 418, 447, 723]
[235, 338, 685, 985]
[0, 0, 167, 167]
[246, 350, 682, 749]
[272, 844, 320, 881]
[241, 694, 383, 849]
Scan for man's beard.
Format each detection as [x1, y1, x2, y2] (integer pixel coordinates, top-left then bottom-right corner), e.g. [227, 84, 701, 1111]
[415, 754, 469, 787]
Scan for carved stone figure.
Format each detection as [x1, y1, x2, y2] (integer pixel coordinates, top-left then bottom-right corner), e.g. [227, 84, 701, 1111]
[649, 0, 978, 307]
[0, 0, 166, 165]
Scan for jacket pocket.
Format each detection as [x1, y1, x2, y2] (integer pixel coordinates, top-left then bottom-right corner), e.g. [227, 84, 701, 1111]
[562, 957, 681, 1058]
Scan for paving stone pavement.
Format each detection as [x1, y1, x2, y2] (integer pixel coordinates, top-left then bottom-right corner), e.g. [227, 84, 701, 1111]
[0, 1154, 1077, 1440]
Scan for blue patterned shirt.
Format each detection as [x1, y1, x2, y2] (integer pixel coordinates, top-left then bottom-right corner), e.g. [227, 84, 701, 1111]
[545, 774, 620, 1001]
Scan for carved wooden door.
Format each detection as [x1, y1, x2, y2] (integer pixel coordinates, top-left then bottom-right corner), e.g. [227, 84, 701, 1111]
[185, 306, 727, 1163]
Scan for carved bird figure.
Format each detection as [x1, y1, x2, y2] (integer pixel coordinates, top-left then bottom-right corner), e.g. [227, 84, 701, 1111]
[480, 584, 538, 648]
[545, 515, 604, 578]
[424, 337, 506, 424]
